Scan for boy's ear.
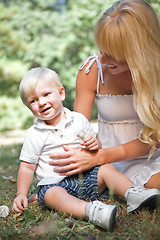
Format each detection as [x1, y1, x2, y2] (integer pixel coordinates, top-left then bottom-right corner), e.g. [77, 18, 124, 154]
[60, 87, 65, 101]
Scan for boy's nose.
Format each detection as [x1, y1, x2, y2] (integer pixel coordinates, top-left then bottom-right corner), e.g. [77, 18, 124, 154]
[38, 97, 46, 106]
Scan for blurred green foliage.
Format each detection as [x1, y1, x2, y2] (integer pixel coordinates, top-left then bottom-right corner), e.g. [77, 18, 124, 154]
[0, 0, 159, 131]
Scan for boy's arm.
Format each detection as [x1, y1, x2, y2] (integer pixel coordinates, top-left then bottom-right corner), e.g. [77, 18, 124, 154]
[81, 136, 102, 151]
[12, 161, 36, 213]
[78, 113, 101, 151]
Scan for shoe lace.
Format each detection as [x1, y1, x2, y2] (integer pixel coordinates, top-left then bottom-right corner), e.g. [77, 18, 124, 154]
[91, 202, 104, 222]
[129, 186, 145, 193]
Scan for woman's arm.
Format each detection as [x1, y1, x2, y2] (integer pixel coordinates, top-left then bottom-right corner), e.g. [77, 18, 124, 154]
[74, 60, 98, 120]
[49, 138, 151, 176]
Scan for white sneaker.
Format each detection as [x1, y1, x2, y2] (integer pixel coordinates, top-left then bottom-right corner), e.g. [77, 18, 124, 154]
[85, 200, 117, 232]
[126, 186, 160, 213]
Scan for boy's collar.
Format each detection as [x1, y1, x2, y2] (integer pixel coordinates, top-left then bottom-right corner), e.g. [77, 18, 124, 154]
[34, 107, 74, 130]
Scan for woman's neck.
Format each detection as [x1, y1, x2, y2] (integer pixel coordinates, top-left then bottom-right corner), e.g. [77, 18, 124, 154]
[101, 67, 133, 95]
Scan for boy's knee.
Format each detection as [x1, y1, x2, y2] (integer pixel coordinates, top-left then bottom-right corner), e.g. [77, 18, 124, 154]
[100, 163, 115, 173]
[44, 186, 66, 202]
[44, 186, 57, 202]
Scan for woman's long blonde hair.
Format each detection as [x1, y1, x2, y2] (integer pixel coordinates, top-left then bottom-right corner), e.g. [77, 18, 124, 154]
[94, 0, 160, 155]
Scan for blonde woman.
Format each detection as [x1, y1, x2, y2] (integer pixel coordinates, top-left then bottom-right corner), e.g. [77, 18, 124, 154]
[49, 0, 160, 207]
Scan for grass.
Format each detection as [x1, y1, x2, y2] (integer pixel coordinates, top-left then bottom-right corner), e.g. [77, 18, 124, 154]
[0, 143, 160, 240]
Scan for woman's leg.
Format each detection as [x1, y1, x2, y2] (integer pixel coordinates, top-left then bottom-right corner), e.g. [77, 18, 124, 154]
[97, 164, 133, 198]
[144, 172, 160, 190]
[44, 186, 87, 218]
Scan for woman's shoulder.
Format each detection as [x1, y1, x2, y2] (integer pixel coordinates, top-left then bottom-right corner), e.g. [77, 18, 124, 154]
[79, 53, 101, 73]
[77, 53, 102, 83]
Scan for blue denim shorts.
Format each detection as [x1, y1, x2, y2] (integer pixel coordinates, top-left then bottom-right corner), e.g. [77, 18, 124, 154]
[38, 166, 109, 208]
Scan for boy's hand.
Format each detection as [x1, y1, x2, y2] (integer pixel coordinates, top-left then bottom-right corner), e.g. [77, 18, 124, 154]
[81, 136, 102, 151]
[12, 194, 28, 213]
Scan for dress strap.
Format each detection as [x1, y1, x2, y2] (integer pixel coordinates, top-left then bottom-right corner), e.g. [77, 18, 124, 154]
[79, 54, 104, 94]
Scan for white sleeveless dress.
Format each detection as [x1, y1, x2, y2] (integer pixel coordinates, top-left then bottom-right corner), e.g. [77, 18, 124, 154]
[79, 54, 160, 185]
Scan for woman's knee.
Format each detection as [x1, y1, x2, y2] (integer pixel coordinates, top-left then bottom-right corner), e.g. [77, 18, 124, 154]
[144, 172, 160, 190]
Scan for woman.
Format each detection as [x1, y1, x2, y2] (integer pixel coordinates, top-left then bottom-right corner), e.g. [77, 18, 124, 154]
[49, 0, 160, 191]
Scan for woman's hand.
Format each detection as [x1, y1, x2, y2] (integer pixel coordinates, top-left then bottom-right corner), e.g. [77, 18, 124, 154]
[49, 139, 151, 176]
[49, 145, 101, 176]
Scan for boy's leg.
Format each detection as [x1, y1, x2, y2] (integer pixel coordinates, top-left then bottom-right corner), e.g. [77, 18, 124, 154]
[44, 186, 87, 218]
[97, 164, 160, 213]
[97, 164, 133, 198]
[43, 185, 117, 232]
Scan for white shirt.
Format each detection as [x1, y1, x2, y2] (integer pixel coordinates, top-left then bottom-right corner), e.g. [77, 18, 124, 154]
[19, 107, 95, 186]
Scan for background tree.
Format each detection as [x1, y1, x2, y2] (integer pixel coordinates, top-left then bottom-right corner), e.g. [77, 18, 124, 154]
[0, 0, 159, 131]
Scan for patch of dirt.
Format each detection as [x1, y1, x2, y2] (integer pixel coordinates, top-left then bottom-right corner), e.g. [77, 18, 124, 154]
[0, 129, 25, 146]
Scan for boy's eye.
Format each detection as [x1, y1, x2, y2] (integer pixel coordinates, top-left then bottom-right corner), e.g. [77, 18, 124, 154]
[30, 99, 36, 104]
[44, 93, 50, 97]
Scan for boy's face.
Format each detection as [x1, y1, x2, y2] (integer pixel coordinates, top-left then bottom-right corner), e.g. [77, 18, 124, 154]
[27, 79, 65, 126]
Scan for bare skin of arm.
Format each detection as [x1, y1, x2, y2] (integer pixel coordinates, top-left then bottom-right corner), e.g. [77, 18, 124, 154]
[74, 59, 98, 121]
[12, 161, 36, 213]
[49, 139, 151, 176]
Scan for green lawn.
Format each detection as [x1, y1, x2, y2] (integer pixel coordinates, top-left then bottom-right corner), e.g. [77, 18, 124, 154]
[0, 143, 160, 240]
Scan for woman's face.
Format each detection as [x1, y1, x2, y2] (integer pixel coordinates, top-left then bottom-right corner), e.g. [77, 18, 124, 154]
[100, 52, 129, 74]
